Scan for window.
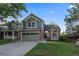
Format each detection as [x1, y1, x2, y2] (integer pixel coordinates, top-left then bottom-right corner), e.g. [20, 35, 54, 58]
[8, 32, 12, 36]
[31, 33, 38, 35]
[14, 31, 18, 36]
[22, 33, 26, 35]
[28, 22, 31, 27]
[32, 22, 35, 27]
[53, 33, 57, 37]
[26, 33, 30, 35]
[22, 33, 38, 35]
[27, 22, 36, 28]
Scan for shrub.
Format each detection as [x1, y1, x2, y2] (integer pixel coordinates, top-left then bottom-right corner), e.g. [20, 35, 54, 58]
[59, 35, 67, 42]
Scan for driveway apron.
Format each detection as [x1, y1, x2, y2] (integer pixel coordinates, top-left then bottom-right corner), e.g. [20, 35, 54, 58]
[0, 41, 39, 56]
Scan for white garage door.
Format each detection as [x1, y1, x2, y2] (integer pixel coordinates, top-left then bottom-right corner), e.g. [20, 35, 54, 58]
[22, 32, 39, 41]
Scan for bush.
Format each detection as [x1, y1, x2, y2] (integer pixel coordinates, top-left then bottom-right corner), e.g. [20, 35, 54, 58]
[59, 35, 66, 42]
[0, 38, 4, 40]
[46, 38, 51, 41]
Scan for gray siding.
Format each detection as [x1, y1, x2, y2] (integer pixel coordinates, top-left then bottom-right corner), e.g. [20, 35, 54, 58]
[23, 16, 44, 30]
[51, 28, 60, 40]
[37, 20, 43, 29]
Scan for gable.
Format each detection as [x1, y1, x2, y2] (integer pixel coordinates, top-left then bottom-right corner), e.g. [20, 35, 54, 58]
[52, 28, 58, 32]
[45, 25, 60, 31]
[23, 14, 44, 23]
[51, 26, 61, 31]
[22, 14, 44, 29]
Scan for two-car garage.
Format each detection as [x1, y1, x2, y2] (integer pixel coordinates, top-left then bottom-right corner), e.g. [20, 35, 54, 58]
[22, 31, 40, 41]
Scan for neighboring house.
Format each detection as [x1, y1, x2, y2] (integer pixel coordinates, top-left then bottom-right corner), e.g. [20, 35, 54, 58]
[44, 25, 60, 40]
[0, 14, 61, 41]
[0, 19, 6, 30]
[0, 19, 7, 39]
[0, 20, 23, 40]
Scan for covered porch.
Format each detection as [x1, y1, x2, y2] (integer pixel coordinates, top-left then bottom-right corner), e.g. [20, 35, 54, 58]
[0, 30, 22, 40]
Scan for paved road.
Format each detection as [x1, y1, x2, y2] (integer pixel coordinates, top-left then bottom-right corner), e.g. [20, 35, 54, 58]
[0, 41, 39, 56]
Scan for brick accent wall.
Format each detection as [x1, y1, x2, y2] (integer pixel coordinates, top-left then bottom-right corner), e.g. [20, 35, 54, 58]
[39, 30, 44, 40]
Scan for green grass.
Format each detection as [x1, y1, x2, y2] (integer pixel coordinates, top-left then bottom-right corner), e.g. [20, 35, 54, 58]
[25, 41, 79, 56]
[0, 38, 15, 45]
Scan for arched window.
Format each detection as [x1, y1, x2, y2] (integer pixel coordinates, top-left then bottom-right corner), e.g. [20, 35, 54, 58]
[53, 30, 57, 32]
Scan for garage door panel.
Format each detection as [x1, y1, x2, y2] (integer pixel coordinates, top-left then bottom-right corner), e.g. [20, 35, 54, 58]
[22, 32, 39, 41]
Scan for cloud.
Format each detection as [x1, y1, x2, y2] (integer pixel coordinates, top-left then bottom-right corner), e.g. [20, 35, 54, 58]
[58, 3, 65, 5]
[49, 10, 54, 14]
[68, 5, 75, 9]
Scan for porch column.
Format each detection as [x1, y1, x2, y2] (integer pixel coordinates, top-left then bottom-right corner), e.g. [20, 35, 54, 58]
[18, 31, 19, 40]
[21, 31, 22, 41]
[4, 31, 5, 39]
[12, 30, 15, 40]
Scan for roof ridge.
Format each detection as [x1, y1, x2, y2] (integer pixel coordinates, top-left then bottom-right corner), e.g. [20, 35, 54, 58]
[23, 13, 44, 22]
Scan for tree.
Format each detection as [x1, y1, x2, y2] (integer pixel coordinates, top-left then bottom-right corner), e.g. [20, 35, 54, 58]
[6, 20, 20, 30]
[64, 3, 79, 33]
[72, 3, 79, 8]
[0, 3, 27, 20]
[64, 16, 73, 33]
[50, 21, 57, 27]
[60, 31, 66, 35]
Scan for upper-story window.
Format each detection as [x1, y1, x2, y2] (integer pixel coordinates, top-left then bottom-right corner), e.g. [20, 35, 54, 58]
[32, 22, 35, 27]
[28, 22, 31, 27]
[27, 21, 36, 28]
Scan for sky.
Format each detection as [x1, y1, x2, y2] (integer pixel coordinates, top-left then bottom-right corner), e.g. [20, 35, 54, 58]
[7, 3, 71, 32]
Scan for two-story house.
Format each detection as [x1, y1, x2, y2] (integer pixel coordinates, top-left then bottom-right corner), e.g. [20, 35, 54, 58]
[0, 14, 60, 41]
[22, 14, 44, 41]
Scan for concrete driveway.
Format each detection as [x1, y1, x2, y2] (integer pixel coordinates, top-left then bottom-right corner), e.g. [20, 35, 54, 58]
[0, 41, 39, 56]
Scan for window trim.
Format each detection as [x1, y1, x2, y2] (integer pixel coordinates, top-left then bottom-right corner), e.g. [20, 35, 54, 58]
[52, 33, 57, 37]
[28, 22, 31, 27]
[22, 33, 38, 35]
[27, 21, 37, 28]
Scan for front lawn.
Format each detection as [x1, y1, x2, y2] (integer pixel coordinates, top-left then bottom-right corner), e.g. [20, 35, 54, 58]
[25, 41, 79, 56]
[0, 39, 15, 45]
